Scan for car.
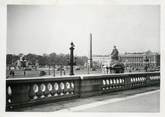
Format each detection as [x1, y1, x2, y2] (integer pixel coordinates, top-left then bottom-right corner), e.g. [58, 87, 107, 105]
[154, 67, 160, 71]
[57, 67, 64, 71]
[75, 67, 80, 70]
[10, 67, 15, 70]
[25, 68, 32, 71]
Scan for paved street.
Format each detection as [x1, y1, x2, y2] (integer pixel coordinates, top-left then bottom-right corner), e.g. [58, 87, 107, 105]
[19, 86, 160, 112]
[67, 90, 160, 112]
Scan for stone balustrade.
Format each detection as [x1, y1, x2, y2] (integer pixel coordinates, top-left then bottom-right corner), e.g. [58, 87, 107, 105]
[6, 76, 80, 111]
[6, 72, 160, 111]
[80, 72, 160, 97]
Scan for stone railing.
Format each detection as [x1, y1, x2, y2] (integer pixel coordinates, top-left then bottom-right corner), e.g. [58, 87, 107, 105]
[80, 72, 160, 97]
[6, 76, 80, 111]
[6, 72, 160, 111]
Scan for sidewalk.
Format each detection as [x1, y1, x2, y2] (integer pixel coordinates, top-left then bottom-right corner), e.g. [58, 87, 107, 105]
[17, 86, 160, 112]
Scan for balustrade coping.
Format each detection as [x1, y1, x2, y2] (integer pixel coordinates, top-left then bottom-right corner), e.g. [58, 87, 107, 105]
[6, 72, 160, 83]
[6, 76, 80, 84]
[81, 72, 160, 79]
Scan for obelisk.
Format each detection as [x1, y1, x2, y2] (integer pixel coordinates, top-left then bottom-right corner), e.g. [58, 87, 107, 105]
[89, 33, 93, 69]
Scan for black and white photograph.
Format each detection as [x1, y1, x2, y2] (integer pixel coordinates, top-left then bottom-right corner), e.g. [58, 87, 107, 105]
[1, 0, 164, 116]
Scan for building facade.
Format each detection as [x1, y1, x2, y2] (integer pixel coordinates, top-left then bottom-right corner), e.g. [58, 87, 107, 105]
[93, 51, 160, 71]
[119, 51, 160, 70]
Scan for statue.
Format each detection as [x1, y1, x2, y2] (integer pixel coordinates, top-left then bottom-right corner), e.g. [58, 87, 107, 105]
[111, 46, 119, 61]
[109, 46, 125, 73]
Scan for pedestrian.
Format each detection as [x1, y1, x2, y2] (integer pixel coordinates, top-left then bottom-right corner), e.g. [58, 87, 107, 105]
[63, 69, 66, 75]
[10, 70, 15, 78]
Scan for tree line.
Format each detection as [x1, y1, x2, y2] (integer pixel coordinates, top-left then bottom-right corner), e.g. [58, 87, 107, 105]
[7, 53, 88, 67]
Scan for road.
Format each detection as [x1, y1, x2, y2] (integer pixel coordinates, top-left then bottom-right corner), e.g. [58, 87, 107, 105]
[65, 90, 160, 112]
[19, 86, 160, 112]
[6, 68, 103, 78]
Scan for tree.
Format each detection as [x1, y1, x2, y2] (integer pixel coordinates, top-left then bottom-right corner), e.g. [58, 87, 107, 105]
[25, 53, 38, 65]
[38, 55, 48, 66]
[6, 54, 13, 65]
[6, 52, 88, 67]
[49, 52, 57, 65]
[76, 56, 88, 66]
[6, 54, 19, 66]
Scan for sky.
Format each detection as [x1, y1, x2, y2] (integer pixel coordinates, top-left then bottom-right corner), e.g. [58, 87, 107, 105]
[7, 5, 160, 56]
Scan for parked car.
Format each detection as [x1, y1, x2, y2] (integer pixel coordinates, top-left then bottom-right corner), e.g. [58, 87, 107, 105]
[25, 68, 32, 71]
[75, 66, 80, 70]
[154, 66, 160, 71]
[57, 67, 64, 71]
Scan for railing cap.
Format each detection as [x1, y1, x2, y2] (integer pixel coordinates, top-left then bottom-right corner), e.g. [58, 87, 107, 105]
[6, 75, 81, 84]
[6, 71, 160, 83]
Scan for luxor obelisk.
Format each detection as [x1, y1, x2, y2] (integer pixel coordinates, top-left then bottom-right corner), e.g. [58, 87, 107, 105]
[89, 33, 93, 69]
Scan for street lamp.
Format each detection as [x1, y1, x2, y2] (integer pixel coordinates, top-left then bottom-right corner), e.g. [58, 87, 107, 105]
[68, 42, 76, 75]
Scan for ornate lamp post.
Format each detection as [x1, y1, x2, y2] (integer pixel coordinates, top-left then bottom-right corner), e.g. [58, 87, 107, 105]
[68, 42, 76, 75]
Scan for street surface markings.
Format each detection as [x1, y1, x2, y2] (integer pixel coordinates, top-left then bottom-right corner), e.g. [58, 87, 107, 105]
[57, 90, 160, 112]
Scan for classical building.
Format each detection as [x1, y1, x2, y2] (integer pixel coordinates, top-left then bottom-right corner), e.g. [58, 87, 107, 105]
[93, 51, 160, 70]
[119, 51, 160, 70]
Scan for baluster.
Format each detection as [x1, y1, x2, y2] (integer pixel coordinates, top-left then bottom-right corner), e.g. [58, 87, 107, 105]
[47, 83, 53, 97]
[40, 83, 46, 98]
[54, 82, 59, 96]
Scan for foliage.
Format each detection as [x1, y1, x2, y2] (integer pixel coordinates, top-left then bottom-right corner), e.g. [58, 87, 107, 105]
[6, 53, 88, 67]
[6, 54, 19, 66]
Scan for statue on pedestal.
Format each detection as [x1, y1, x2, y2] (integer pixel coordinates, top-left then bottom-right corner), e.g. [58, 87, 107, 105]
[111, 46, 119, 61]
[109, 46, 125, 73]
